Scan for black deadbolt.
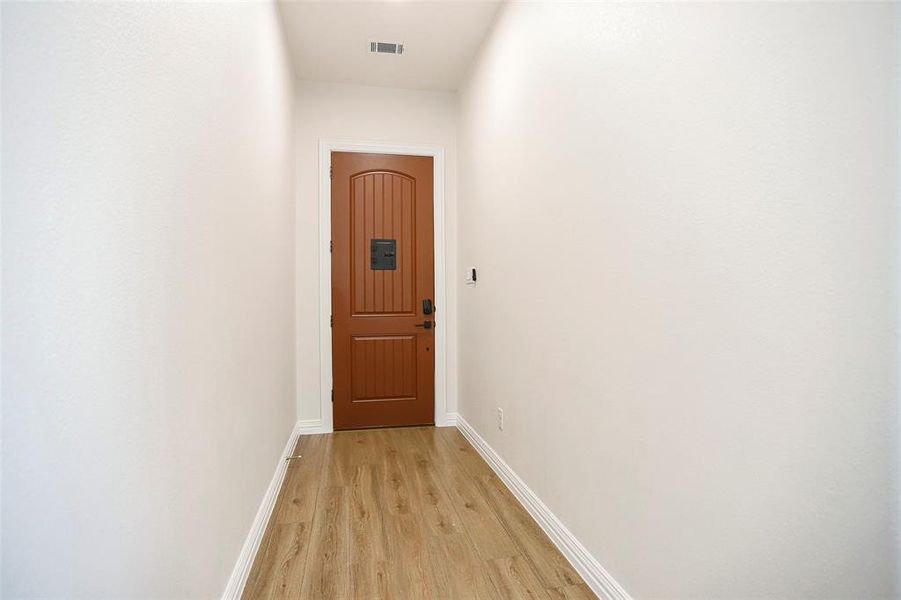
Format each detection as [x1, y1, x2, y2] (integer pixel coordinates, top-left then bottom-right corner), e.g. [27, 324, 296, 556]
[423, 298, 434, 315]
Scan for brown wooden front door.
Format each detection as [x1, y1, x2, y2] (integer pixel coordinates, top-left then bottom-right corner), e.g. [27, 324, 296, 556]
[331, 152, 435, 430]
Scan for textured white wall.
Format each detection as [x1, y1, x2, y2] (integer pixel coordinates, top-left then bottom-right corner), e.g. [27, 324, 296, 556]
[458, 3, 899, 598]
[294, 80, 458, 423]
[1, 2, 295, 597]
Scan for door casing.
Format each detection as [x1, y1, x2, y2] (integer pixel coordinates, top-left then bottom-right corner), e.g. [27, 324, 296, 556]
[316, 139, 448, 434]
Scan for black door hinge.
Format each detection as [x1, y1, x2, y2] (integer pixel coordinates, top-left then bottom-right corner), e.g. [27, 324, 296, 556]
[330, 240, 333, 253]
[331, 389, 334, 403]
[329, 165, 333, 179]
[330, 314, 333, 327]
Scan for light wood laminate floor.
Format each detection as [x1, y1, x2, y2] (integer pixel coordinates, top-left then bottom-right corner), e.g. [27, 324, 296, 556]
[242, 426, 594, 599]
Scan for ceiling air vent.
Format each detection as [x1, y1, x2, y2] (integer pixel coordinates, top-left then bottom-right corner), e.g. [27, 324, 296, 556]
[370, 41, 404, 55]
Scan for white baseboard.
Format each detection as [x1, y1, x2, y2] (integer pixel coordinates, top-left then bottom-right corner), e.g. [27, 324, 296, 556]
[437, 411, 459, 427]
[296, 418, 331, 435]
[221, 420, 302, 599]
[296, 414, 458, 432]
[455, 416, 632, 600]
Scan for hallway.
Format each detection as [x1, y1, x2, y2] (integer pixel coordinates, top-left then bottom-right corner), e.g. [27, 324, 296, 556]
[3, 2, 898, 598]
[243, 427, 592, 599]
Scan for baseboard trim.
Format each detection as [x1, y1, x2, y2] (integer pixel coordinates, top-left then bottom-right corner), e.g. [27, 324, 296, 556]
[221, 420, 302, 599]
[295, 414, 458, 432]
[437, 411, 459, 427]
[296, 418, 331, 435]
[455, 416, 632, 600]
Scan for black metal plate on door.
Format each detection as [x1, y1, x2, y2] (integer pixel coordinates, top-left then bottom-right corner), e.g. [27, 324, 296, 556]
[370, 239, 397, 270]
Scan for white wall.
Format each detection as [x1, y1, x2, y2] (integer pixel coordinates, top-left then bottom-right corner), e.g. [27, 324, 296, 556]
[1, 2, 295, 597]
[458, 3, 899, 598]
[294, 80, 458, 424]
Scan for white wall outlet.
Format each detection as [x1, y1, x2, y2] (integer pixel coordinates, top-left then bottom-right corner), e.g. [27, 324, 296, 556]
[497, 407, 504, 431]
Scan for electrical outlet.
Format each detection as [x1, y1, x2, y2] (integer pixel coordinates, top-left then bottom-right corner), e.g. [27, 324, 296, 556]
[497, 407, 504, 431]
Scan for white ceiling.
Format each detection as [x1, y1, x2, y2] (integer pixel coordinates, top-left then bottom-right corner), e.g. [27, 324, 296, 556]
[277, 1, 502, 92]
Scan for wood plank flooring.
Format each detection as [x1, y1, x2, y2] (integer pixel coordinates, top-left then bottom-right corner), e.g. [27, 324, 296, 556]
[242, 426, 594, 600]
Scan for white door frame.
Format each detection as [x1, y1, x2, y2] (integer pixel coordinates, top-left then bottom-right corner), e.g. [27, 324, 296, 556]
[317, 139, 449, 433]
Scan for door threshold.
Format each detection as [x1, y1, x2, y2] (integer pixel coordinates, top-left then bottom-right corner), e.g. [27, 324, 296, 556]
[334, 422, 436, 433]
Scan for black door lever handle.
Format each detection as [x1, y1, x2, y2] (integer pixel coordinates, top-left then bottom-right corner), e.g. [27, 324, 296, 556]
[415, 320, 435, 330]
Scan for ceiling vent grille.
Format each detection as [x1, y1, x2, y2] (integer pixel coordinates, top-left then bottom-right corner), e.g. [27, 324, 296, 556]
[370, 41, 404, 55]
